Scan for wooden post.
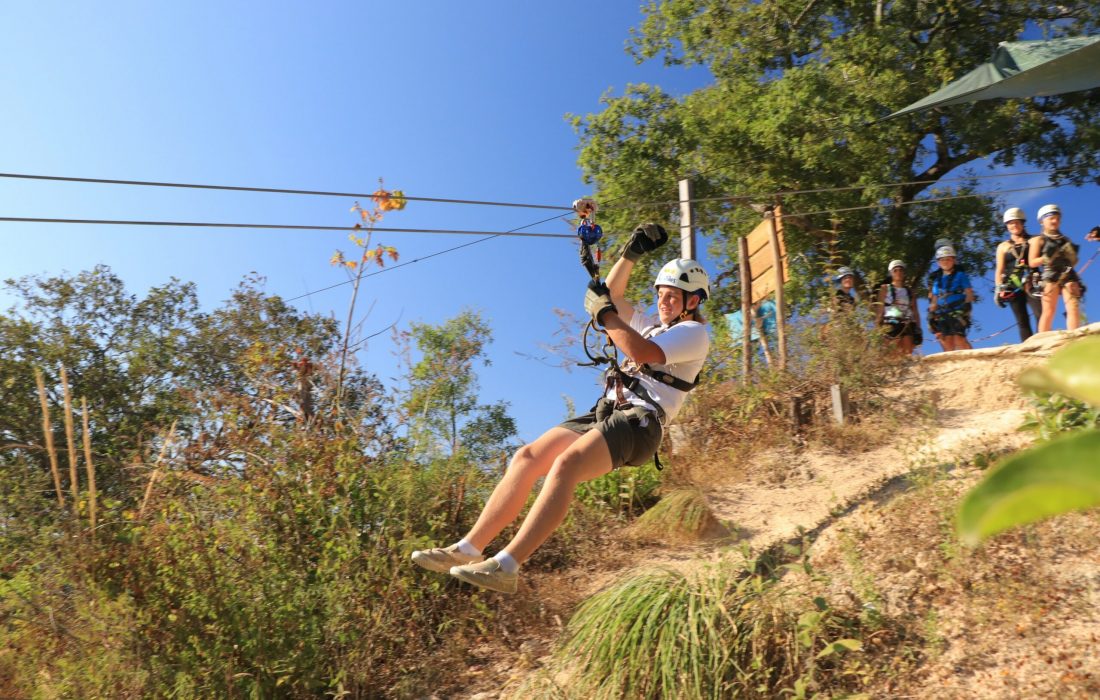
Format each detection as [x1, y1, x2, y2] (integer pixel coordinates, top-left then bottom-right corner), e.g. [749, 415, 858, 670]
[81, 397, 97, 538]
[678, 178, 695, 260]
[765, 207, 787, 370]
[739, 236, 753, 380]
[35, 369, 65, 507]
[831, 384, 850, 425]
[60, 366, 80, 510]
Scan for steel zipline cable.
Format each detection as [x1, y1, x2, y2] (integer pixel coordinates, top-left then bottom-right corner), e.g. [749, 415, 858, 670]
[0, 217, 573, 239]
[283, 210, 571, 302]
[690, 182, 1060, 229]
[0, 172, 574, 212]
[627, 166, 1072, 210]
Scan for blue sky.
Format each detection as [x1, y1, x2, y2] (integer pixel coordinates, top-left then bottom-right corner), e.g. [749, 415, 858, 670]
[2, 2, 1098, 442]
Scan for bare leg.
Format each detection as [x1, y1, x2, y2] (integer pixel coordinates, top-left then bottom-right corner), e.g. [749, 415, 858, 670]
[1039, 283, 1060, 332]
[462, 427, 580, 551]
[501, 428, 613, 563]
[1064, 282, 1082, 330]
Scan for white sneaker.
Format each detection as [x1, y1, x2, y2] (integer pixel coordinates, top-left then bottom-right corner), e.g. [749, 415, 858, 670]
[411, 544, 483, 574]
[449, 559, 518, 594]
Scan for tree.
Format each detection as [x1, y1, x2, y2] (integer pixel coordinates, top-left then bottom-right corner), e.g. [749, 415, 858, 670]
[401, 310, 517, 464]
[0, 266, 383, 497]
[573, 1, 1100, 310]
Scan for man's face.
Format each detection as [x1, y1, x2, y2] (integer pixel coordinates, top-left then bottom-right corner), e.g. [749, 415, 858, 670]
[1041, 213, 1061, 232]
[1006, 219, 1025, 236]
[657, 285, 694, 324]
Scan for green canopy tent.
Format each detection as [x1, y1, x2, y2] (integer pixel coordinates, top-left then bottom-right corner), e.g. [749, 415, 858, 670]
[885, 35, 1100, 120]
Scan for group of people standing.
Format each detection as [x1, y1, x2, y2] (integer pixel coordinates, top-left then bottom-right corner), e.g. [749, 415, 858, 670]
[834, 203, 1094, 355]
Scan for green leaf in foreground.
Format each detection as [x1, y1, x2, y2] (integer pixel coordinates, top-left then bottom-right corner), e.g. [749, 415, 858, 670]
[957, 430, 1100, 546]
[816, 638, 863, 659]
[1018, 337, 1100, 406]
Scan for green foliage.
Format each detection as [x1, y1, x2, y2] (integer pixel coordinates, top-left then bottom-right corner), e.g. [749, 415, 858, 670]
[1019, 392, 1100, 440]
[957, 430, 1100, 546]
[0, 267, 357, 498]
[959, 337, 1100, 545]
[573, 1, 1100, 311]
[0, 272, 532, 697]
[0, 368, 500, 697]
[575, 461, 661, 518]
[401, 309, 517, 463]
[556, 566, 865, 699]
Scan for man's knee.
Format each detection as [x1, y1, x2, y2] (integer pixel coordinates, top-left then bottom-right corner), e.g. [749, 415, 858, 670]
[546, 449, 586, 486]
[507, 443, 542, 476]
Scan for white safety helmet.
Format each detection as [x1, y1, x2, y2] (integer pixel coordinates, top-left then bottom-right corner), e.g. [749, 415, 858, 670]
[935, 245, 957, 260]
[888, 259, 905, 273]
[834, 266, 855, 282]
[1037, 203, 1061, 222]
[1003, 207, 1026, 224]
[654, 259, 710, 301]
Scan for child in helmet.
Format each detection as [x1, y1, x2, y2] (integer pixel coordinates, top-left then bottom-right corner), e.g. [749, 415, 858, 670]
[994, 207, 1042, 342]
[927, 245, 974, 351]
[834, 267, 859, 310]
[1029, 204, 1083, 332]
[875, 260, 922, 356]
[411, 224, 710, 594]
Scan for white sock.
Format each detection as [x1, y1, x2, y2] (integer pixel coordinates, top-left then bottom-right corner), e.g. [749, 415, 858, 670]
[493, 550, 520, 574]
[455, 539, 481, 556]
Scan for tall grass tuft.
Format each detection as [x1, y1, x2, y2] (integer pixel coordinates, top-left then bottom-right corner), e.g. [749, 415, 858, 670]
[552, 565, 863, 700]
[630, 487, 720, 542]
[559, 568, 739, 699]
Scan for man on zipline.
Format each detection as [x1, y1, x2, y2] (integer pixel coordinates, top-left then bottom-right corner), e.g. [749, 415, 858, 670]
[411, 224, 710, 593]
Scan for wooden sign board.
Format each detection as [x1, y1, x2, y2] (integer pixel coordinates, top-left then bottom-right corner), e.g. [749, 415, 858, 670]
[746, 208, 789, 303]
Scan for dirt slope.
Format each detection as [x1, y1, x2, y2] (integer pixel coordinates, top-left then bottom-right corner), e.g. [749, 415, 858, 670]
[456, 323, 1100, 699]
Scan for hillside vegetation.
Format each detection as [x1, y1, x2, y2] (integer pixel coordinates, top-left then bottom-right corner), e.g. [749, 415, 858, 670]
[3, 267, 1100, 699]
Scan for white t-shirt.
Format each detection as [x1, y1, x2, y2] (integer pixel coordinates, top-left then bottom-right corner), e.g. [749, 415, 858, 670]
[603, 310, 709, 423]
[883, 285, 912, 321]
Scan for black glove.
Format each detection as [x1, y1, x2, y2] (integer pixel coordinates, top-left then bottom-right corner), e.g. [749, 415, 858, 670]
[621, 223, 669, 262]
[584, 280, 617, 327]
[913, 327, 924, 346]
[994, 285, 1006, 308]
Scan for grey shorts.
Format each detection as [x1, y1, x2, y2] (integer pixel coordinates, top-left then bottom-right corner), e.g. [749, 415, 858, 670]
[558, 398, 663, 469]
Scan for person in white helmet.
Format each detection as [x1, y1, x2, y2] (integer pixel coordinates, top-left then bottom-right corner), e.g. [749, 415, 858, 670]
[833, 266, 860, 310]
[994, 207, 1042, 342]
[1029, 204, 1082, 332]
[411, 224, 709, 594]
[927, 245, 974, 351]
[875, 260, 922, 356]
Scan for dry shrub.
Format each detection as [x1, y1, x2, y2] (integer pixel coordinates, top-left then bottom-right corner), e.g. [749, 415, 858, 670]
[674, 303, 910, 477]
[629, 487, 723, 543]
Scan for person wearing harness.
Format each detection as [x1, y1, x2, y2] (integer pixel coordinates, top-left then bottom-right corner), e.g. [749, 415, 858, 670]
[994, 207, 1042, 342]
[927, 245, 974, 351]
[875, 260, 922, 356]
[410, 224, 710, 594]
[1028, 204, 1083, 332]
[834, 267, 859, 310]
